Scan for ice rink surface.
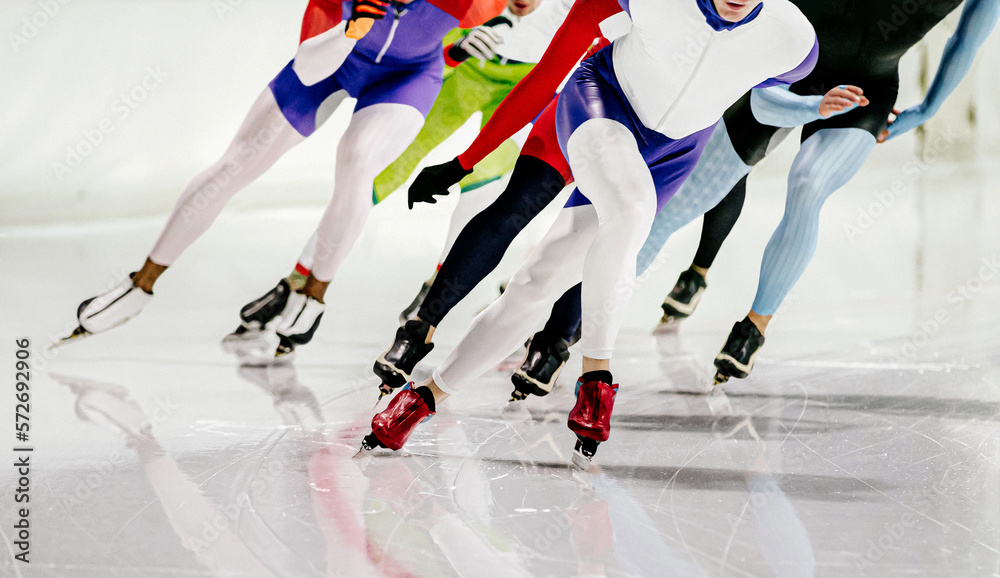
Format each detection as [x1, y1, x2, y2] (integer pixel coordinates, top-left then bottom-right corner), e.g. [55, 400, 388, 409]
[1, 158, 998, 577]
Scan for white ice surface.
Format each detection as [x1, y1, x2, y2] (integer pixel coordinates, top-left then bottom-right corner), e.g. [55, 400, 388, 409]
[0, 158, 998, 577]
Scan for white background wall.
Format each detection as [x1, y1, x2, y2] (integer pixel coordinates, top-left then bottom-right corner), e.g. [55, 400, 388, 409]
[1, 0, 998, 228]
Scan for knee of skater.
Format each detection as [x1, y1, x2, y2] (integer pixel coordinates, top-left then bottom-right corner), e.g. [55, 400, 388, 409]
[336, 146, 381, 181]
[504, 275, 558, 305]
[596, 195, 655, 231]
[787, 163, 834, 203]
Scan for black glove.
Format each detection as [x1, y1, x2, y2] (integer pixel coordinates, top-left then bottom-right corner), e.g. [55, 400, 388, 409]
[346, 0, 389, 38]
[408, 158, 473, 209]
[351, 0, 389, 20]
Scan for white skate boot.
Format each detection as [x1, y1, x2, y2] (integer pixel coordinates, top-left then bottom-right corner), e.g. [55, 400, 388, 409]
[56, 274, 153, 347]
[274, 291, 325, 361]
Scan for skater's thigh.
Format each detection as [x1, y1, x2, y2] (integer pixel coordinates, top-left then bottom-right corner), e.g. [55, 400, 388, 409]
[507, 204, 598, 296]
[224, 89, 308, 160]
[336, 103, 426, 173]
[785, 127, 876, 211]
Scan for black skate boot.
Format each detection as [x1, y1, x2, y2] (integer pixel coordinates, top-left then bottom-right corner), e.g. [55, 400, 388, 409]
[374, 320, 435, 398]
[659, 268, 707, 326]
[399, 281, 432, 324]
[510, 332, 570, 401]
[221, 279, 291, 356]
[274, 292, 325, 361]
[713, 316, 765, 384]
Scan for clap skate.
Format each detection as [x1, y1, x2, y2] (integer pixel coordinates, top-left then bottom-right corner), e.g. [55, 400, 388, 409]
[655, 268, 707, 332]
[713, 316, 765, 385]
[273, 291, 325, 361]
[54, 274, 153, 348]
[567, 371, 618, 470]
[357, 384, 435, 455]
[373, 320, 434, 402]
[509, 332, 570, 401]
[221, 279, 292, 361]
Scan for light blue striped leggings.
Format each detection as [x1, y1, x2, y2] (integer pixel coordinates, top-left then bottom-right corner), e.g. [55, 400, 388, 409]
[636, 125, 876, 315]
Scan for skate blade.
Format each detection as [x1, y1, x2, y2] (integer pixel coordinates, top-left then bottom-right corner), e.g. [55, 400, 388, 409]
[355, 433, 388, 459]
[713, 372, 731, 386]
[501, 399, 532, 423]
[272, 346, 296, 363]
[224, 332, 280, 363]
[235, 348, 284, 367]
[220, 331, 268, 354]
[653, 317, 682, 335]
[49, 326, 91, 351]
[571, 450, 593, 471]
[372, 383, 395, 410]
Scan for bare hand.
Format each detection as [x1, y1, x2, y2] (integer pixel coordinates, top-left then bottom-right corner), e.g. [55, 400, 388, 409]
[819, 85, 868, 118]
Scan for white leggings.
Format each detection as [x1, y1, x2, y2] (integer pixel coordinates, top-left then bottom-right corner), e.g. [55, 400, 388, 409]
[149, 89, 424, 283]
[297, 125, 532, 274]
[434, 120, 657, 392]
[569, 119, 657, 359]
[296, 169, 508, 274]
[308, 103, 424, 281]
[149, 89, 312, 265]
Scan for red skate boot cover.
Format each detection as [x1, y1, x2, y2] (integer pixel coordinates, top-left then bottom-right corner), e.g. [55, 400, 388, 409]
[370, 386, 434, 450]
[567, 377, 618, 442]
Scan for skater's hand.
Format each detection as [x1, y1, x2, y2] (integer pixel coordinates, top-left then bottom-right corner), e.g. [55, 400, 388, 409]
[449, 26, 505, 64]
[346, 0, 388, 39]
[878, 105, 929, 143]
[818, 85, 868, 118]
[408, 158, 473, 209]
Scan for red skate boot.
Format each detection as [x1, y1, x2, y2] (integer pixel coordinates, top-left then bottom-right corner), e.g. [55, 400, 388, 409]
[360, 384, 436, 452]
[567, 371, 618, 470]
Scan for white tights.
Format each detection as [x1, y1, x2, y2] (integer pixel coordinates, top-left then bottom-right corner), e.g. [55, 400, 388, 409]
[148, 90, 424, 286]
[307, 103, 424, 282]
[434, 119, 657, 392]
[149, 89, 313, 265]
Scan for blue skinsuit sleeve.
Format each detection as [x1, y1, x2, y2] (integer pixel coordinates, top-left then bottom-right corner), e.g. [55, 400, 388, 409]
[921, 0, 999, 116]
[750, 84, 862, 128]
[749, 86, 824, 128]
[887, 0, 1000, 139]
